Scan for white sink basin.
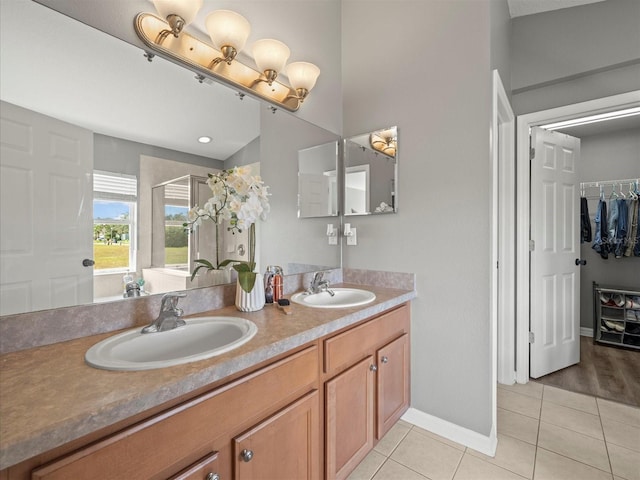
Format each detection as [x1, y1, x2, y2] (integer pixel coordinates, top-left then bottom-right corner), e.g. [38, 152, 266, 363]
[85, 316, 257, 371]
[290, 288, 376, 308]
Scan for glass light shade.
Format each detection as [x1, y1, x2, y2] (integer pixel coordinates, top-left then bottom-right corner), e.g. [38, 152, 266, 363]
[286, 62, 320, 92]
[152, 0, 203, 26]
[252, 39, 290, 74]
[205, 10, 251, 52]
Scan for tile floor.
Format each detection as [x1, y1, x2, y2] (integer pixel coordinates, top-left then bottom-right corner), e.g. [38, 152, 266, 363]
[347, 382, 640, 480]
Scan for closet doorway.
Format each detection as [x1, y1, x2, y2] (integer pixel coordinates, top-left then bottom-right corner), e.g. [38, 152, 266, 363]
[513, 91, 640, 403]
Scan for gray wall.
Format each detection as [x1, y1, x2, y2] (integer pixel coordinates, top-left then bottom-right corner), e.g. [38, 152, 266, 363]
[260, 109, 342, 273]
[342, 0, 497, 436]
[579, 128, 640, 330]
[94, 134, 224, 176]
[510, 0, 640, 114]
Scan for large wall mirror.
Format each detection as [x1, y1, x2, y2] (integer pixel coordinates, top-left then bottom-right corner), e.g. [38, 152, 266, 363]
[297, 141, 340, 218]
[0, 1, 340, 315]
[344, 126, 398, 216]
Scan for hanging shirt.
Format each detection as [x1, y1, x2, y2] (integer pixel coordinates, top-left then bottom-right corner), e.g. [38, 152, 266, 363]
[607, 198, 619, 251]
[580, 197, 592, 243]
[624, 198, 638, 257]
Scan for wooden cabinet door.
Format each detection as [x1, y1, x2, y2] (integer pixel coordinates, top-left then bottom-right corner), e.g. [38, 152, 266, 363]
[376, 334, 410, 439]
[233, 391, 319, 480]
[325, 356, 375, 480]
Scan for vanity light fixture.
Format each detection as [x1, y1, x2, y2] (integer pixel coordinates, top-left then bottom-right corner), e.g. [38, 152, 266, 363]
[370, 127, 397, 157]
[151, 0, 203, 42]
[135, 3, 320, 112]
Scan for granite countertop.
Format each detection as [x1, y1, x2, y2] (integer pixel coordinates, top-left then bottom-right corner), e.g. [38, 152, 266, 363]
[0, 283, 415, 470]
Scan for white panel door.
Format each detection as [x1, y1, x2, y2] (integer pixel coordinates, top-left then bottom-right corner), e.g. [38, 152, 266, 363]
[0, 101, 93, 315]
[530, 127, 581, 378]
[299, 173, 331, 217]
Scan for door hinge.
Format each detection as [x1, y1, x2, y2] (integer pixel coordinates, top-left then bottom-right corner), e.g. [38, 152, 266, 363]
[529, 332, 535, 344]
[529, 240, 535, 251]
[530, 147, 535, 160]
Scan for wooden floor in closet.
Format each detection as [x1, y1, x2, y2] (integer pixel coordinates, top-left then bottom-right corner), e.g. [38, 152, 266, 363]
[534, 336, 640, 407]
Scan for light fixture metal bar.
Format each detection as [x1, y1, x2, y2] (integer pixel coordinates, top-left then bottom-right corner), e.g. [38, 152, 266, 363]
[134, 13, 301, 111]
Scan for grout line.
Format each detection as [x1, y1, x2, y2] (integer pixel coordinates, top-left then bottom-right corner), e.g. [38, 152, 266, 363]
[596, 398, 616, 477]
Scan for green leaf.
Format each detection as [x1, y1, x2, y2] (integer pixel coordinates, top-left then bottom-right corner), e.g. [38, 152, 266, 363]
[237, 270, 257, 293]
[190, 259, 217, 281]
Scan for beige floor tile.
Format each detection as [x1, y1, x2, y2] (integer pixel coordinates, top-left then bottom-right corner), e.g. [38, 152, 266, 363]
[498, 389, 543, 419]
[372, 459, 429, 480]
[498, 381, 544, 399]
[608, 443, 640, 480]
[412, 425, 467, 451]
[469, 433, 536, 479]
[347, 450, 386, 480]
[390, 430, 464, 480]
[542, 385, 598, 415]
[453, 453, 528, 480]
[597, 399, 640, 428]
[541, 401, 604, 440]
[602, 417, 640, 453]
[538, 422, 610, 472]
[374, 421, 412, 456]
[534, 448, 613, 480]
[497, 407, 540, 445]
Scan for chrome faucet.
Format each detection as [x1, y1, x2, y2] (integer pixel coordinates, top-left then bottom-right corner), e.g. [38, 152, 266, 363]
[308, 271, 335, 296]
[141, 292, 186, 334]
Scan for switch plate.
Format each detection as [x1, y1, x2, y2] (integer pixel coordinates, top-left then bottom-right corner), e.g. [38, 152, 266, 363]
[346, 227, 357, 245]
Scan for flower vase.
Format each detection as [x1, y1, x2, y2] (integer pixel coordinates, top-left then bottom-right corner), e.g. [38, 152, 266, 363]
[235, 273, 265, 312]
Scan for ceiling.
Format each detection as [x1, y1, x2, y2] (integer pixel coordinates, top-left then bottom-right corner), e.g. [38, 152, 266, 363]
[0, 1, 261, 160]
[507, 0, 607, 18]
[2, 0, 632, 160]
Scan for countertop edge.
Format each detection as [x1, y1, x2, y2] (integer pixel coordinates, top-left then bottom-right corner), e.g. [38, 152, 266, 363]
[1, 288, 416, 470]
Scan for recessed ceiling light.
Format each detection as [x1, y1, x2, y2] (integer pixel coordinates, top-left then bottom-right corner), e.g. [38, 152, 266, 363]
[198, 136, 212, 144]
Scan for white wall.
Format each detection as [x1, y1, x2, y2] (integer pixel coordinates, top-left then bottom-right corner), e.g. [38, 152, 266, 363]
[578, 128, 640, 330]
[342, 0, 495, 436]
[510, 0, 640, 114]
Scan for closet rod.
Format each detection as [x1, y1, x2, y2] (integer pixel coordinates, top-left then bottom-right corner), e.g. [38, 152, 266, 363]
[580, 178, 639, 188]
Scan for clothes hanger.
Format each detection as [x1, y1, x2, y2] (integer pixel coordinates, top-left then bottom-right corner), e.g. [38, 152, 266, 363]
[618, 183, 626, 199]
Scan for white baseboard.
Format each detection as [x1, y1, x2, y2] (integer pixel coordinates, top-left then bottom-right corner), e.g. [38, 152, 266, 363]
[401, 408, 497, 457]
[580, 327, 594, 337]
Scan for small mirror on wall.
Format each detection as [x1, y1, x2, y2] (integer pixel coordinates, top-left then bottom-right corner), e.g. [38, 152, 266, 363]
[344, 126, 398, 216]
[298, 141, 340, 218]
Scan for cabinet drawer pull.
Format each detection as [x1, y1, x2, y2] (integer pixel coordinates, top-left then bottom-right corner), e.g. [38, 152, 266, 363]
[370, 364, 378, 372]
[240, 449, 254, 462]
[205, 474, 220, 480]
[381, 356, 389, 364]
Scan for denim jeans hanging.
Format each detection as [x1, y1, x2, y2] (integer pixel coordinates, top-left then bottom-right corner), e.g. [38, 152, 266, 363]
[592, 199, 609, 259]
[613, 198, 628, 258]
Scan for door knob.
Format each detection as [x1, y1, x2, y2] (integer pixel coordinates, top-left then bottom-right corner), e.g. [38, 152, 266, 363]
[575, 258, 587, 266]
[240, 449, 254, 462]
[381, 356, 389, 364]
[82, 258, 95, 267]
[205, 474, 220, 480]
[370, 364, 378, 372]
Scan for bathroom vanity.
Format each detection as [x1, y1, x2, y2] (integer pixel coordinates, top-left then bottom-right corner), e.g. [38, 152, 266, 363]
[0, 283, 414, 480]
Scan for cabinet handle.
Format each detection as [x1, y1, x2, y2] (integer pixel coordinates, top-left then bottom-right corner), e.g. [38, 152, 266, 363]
[381, 356, 389, 364]
[370, 364, 378, 372]
[205, 474, 220, 480]
[240, 449, 254, 462]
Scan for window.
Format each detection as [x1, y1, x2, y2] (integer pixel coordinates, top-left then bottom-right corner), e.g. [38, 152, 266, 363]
[93, 171, 137, 273]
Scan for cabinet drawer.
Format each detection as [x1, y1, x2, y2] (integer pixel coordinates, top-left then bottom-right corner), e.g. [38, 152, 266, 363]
[32, 345, 318, 480]
[168, 452, 219, 480]
[324, 304, 409, 375]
